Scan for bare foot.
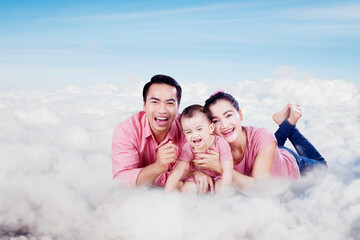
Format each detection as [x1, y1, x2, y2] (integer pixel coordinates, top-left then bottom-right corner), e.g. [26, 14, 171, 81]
[272, 103, 291, 125]
[288, 104, 302, 125]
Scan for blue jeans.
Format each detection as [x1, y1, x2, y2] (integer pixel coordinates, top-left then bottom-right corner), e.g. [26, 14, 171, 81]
[275, 119, 327, 175]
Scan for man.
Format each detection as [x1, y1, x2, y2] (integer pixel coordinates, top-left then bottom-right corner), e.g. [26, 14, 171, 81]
[111, 74, 186, 188]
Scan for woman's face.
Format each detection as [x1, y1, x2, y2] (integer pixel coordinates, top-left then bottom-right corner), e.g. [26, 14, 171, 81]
[208, 99, 243, 144]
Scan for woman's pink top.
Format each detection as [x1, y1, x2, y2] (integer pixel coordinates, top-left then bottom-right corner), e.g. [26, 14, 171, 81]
[233, 126, 300, 179]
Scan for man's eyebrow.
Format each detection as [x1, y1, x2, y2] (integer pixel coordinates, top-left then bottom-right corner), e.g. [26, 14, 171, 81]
[149, 97, 159, 101]
[149, 97, 176, 102]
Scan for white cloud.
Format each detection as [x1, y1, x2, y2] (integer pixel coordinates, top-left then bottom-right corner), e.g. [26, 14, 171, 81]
[0, 79, 359, 239]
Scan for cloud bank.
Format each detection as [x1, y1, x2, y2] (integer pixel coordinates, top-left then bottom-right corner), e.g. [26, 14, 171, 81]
[0, 78, 359, 239]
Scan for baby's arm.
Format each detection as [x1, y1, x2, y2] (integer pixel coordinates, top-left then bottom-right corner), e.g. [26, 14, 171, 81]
[164, 160, 189, 193]
[220, 160, 233, 190]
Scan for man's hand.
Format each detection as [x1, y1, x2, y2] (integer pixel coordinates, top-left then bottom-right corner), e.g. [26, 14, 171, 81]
[193, 171, 214, 195]
[155, 141, 178, 171]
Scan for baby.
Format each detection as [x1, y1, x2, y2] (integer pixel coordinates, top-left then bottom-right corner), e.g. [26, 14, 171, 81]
[164, 104, 233, 194]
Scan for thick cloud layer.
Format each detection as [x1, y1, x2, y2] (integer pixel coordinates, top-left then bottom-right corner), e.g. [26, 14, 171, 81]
[0, 79, 359, 240]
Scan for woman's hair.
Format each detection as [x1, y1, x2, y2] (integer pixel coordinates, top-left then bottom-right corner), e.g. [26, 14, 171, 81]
[180, 104, 212, 124]
[204, 91, 240, 113]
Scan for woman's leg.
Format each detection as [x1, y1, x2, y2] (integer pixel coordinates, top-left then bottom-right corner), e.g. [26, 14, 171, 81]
[279, 146, 326, 175]
[288, 124, 325, 162]
[273, 104, 327, 174]
[273, 103, 294, 146]
[274, 121, 291, 147]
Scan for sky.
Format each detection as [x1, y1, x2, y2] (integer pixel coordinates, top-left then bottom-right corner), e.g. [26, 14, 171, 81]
[0, 79, 359, 239]
[0, 0, 360, 89]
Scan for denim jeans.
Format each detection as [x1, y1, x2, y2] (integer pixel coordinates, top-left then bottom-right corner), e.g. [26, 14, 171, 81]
[275, 119, 327, 175]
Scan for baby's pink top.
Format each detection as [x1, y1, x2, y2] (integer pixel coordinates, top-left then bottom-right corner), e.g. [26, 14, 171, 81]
[112, 111, 186, 187]
[234, 126, 300, 179]
[179, 135, 233, 178]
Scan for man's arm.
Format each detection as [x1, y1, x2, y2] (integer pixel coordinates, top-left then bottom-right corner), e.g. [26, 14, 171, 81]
[136, 141, 178, 187]
[135, 161, 168, 187]
[112, 125, 143, 187]
[112, 120, 179, 188]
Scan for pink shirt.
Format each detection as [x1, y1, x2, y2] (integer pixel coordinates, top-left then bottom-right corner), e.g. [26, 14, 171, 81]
[234, 126, 300, 179]
[179, 135, 233, 178]
[111, 111, 186, 187]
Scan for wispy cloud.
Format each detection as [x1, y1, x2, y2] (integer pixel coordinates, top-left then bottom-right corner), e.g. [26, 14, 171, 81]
[284, 3, 360, 20]
[51, 3, 244, 22]
[39, 2, 275, 22]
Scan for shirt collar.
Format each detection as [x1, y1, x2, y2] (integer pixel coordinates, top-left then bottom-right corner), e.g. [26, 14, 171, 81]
[143, 113, 153, 139]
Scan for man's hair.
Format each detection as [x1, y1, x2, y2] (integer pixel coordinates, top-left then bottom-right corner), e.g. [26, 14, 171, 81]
[180, 104, 212, 124]
[204, 91, 240, 113]
[142, 74, 182, 104]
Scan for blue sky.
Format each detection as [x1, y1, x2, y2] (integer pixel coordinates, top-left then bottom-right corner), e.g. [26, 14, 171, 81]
[0, 0, 359, 89]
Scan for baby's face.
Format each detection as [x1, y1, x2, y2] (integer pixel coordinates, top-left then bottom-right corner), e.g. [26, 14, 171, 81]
[181, 113, 215, 150]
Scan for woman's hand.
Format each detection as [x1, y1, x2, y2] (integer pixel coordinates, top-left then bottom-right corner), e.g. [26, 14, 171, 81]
[193, 149, 223, 173]
[193, 171, 214, 195]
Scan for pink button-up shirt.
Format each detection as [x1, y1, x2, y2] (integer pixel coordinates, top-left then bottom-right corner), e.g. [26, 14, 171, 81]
[111, 111, 186, 187]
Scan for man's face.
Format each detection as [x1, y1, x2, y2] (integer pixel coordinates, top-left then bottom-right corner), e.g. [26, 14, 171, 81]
[143, 83, 179, 138]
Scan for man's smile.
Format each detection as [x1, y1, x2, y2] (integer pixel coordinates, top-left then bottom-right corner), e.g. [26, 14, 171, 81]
[154, 115, 170, 126]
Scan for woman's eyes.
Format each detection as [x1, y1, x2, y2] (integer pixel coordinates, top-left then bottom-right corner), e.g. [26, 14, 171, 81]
[212, 114, 231, 124]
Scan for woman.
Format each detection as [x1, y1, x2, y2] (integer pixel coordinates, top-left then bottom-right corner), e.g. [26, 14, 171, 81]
[193, 91, 327, 191]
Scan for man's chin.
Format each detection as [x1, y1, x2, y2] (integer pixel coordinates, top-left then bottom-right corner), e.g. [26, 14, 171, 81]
[152, 125, 171, 133]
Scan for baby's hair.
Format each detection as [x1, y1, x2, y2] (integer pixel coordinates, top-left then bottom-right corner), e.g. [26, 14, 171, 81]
[180, 104, 212, 124]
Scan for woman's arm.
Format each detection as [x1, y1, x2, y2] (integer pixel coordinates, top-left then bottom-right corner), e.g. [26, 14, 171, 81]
[231, 170, 255, 190]
[164, 160, 189, 193]
[193, 142, 276, 190]
[251, 141, 276, 178]
[232, 141, 276, 189]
